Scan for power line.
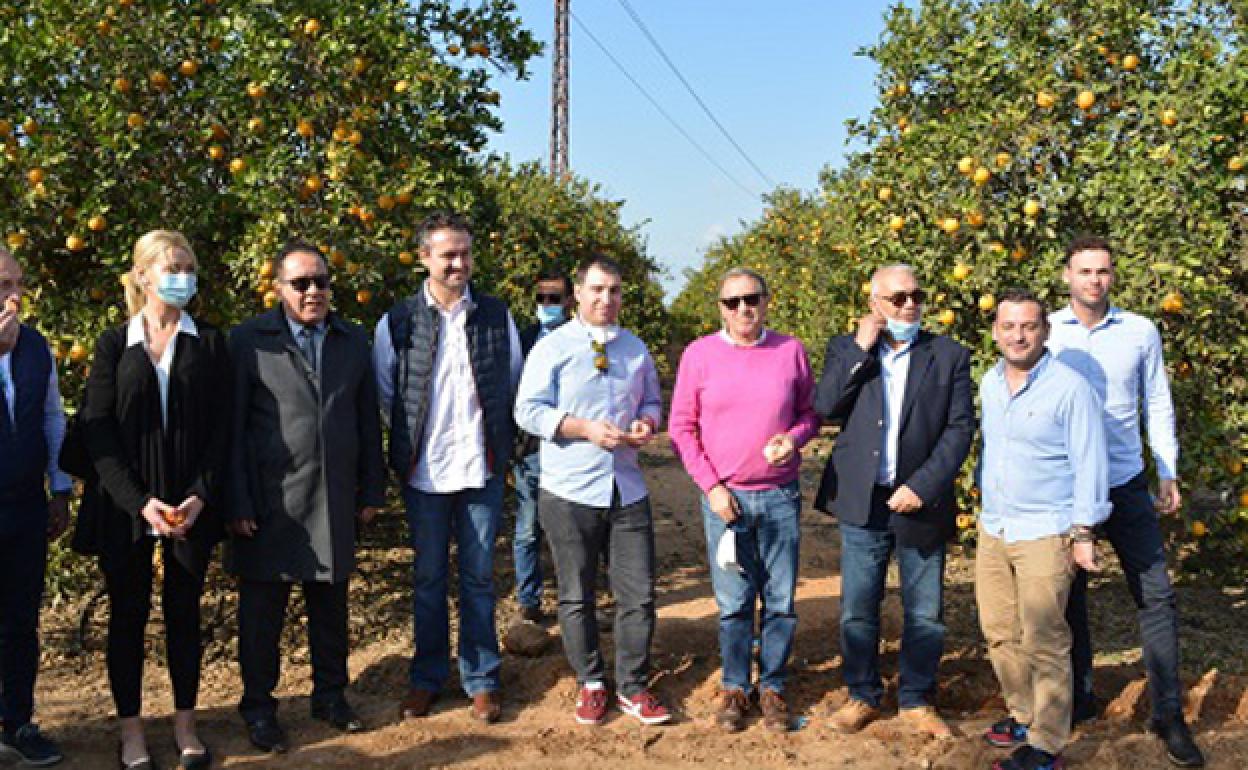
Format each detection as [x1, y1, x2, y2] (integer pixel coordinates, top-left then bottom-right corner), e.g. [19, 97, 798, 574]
[614, 0, 776, 189]
[570, 11, 760, 201]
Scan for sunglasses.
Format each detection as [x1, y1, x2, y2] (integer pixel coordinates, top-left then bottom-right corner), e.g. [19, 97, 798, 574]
[536, 292, 565, 304]
[876, 289, 926, 307]
[591, 339, 608, 373]
[719, 292, 764, 311]
[285, 274, 331, 292]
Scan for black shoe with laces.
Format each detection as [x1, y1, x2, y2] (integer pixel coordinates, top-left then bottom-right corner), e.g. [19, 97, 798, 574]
[0, 723, 64, 767]
[1150, 714, 1205, 768]
[311, 697, 365, 733]
[992, 744, 1066, 770]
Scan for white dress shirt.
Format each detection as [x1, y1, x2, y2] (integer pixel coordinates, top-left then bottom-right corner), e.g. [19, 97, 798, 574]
[374, 284, 523, 494]
[876, 339, 913, 486]
[127, 312, 198, 429]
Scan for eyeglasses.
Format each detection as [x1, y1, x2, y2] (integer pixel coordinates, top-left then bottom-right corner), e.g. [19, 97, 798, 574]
[285, 274, 331, 292]
[876, 289, 926, 307]
[719, 292, 764, 311]
[591, 340, 608, 373]
[536, 292, 565, 304]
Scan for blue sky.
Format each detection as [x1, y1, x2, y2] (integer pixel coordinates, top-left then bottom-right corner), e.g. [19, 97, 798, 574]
[485, 1, 901, 298]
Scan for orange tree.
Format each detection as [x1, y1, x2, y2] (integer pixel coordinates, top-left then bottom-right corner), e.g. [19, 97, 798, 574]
[676, 0, 1248, 582]
[1, 1, 672, 597]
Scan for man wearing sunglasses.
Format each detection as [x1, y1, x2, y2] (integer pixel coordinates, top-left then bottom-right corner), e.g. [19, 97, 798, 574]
[227, 239, 386, 752]
[514, 256, 668, 727]
[512, 269, 576, 623]
[815, 264, 974, 737]
[669, 267, 820, 733]
[374, 212, 524, 725]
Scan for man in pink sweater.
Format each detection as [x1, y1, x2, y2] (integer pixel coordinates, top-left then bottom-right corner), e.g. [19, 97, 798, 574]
[669, 267, 819, 733]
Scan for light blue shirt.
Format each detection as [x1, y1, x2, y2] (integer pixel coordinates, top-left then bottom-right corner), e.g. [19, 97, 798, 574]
[875, 339, 912, 485]
[1047, 306, 1178, 486]
[514, 317, 663, 507]
[979, 352, 1111, 543]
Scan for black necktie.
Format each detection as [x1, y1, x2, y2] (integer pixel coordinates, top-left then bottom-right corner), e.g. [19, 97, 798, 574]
[298, 327, 318, 371]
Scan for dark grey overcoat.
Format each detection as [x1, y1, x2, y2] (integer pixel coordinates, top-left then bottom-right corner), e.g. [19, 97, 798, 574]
[226, 309, 385, 582]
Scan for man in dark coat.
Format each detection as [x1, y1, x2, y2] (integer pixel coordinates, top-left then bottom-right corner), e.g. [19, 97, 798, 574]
[227, 239, 385, 754]
[512, 268, 574, 623]
[815, 264, 974, 737]
[0, 247, 70, 766]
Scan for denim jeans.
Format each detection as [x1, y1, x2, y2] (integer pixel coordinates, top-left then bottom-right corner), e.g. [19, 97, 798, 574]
[402, 475, 503, 696]
[512, 452, 544, 610]
[539, 489, 655, 697]
[1066, 472, 1181, 719]
[840, 487, 947, 709]
[701, 481, 800, 695]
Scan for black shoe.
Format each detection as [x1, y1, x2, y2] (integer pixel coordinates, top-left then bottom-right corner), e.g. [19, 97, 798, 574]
[245, 717, 288, 754]
[311, 698, 365, 733]
[1071, 694, 1101, 726]
[177, 744, 212, 770]
[0, 723, 64, 766]
[519, 604, 544, 624]
[1150, 714, 1206, 767]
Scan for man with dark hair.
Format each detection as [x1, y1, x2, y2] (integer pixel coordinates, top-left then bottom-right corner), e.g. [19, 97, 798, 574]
[512, 267, 576, 623]
[228, 242, 386, 752]
[816, 264, 974, 737]
[977, 288, 1108, 770]
[0, 247, 70, 767]
[375, 211, 523, 724]
[514, 255, 670, 726]
[1049, 236, 1204, 767]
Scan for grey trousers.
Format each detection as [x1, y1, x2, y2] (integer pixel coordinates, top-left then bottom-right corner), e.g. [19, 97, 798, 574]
[539, 489, 656, 697]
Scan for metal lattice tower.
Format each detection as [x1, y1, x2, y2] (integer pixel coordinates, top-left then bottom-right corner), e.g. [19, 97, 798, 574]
[550, 0, 569, 180]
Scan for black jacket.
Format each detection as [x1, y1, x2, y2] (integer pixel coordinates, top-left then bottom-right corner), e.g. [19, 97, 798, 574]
[77, 318, 231, 574]
[813, 330, 975, 549]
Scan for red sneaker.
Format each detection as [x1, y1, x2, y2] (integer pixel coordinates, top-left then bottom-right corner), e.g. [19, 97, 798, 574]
[617, 690, 672, 725]
[575, 685, 609, 725]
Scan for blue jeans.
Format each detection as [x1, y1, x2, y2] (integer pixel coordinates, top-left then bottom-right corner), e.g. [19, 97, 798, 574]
[840, 491, 946, 709]
[701, 481, 800, 695]
[402, 475, 503, 696]
[512, 452, 544, 610]
[1067, 472, 1181, 719]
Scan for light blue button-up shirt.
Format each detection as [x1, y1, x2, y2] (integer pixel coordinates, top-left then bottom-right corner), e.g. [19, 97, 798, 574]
[514, 317, 663, 507]
[876, 339, 912, 485]
[979, 352, 1112, 543]
[1047, 305, 1178, 487]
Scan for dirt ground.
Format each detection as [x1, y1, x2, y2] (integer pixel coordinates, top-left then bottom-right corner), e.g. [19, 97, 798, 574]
[30, 437, 1248, 769]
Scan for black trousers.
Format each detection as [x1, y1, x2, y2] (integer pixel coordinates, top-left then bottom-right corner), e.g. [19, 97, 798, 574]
[103, 536, 206, 718]
[238, 578, 349, 722]
[0, 506, 48, 732]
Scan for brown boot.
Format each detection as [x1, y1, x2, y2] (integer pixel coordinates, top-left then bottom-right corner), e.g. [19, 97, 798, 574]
[829, 698, 880, 734]
[399, 688, 438, 719]
[715, 689, 750, 732]
[759, 689, 790, 733]
[899, 706, 955, 738]
[471, 691, 502, 723]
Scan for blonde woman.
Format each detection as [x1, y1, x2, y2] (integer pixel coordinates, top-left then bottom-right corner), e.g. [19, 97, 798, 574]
[80, 230, 230, 770]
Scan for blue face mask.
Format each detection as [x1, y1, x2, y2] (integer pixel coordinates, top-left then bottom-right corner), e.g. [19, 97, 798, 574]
[156, 272, 197, 309]
[886, 316, 920, 343]
[536, 304, 565, 325]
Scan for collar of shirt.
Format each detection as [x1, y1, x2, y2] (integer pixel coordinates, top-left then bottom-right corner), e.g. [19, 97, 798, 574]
[573, 315, 621, 345]
[1052, 304, 1122, 331]
[126, 311, 198, 347]
[283, 312, 325, 340]
[988, 349, 1053, 397]
[423, 280, 474, 315]
[717, 328, 768, 347]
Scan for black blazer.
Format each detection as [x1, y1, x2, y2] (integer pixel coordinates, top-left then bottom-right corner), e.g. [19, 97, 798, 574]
[813, 330, 974, 549]
[75, 318, 231, 574]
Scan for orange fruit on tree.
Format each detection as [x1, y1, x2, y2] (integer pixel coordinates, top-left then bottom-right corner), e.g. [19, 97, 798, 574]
[994, 152, 1011, 168]
[246, 81, 266, 99]
[394, 79, 410, 94]
[952, 263, 971, 281]
[1075, 90, 1096, 110]
[21, 118, 37, 135]
[966, 210, 985, 228]
[1122, 53, 1140, 71]
[26, 167, 45, 185]
[1239, 490, 1248, 507]
[258, 261, 275, 279]
[0, 119, 11, 137]
[303, 174, 322, 192]
[350, 57, 367, 76]
[113, 76, 132, 93]
[149, 71, 170, 90]
[978, 293, 996, 312]
[356, 289, 372, 304]
[347, 129, 363, 146]
[395, 190, 413, 205]
[209, 123, 228, 141]
[304, 18, 322, 36]
[68, 342, 89, 363]
[1160, 291, 1183, 313]
[1035, 90, 1056, 109]
[398, 251, 414, 265]
[1160, 108, 1178, 127]
[6, 232, 27, 249]
[888, 215, 905, 232]
[940, 217, 960, 234]
[957, 156, 975, 175]
[877, 186, 892, 202]
[1229, 156, 1244, 172]
[228, 157, 247, 175]
[179, 59, 198, 77]
[1023, 199, 1042, 218]
[262, 290, 278, 308]
[1190, 521, 1207, 537]
[296, 119, 315, 138]
[972, 167, 991, 185]
[207, 144, 225, 161]
[66, 234, 86, 251]
[378, 194, 395, 210]
[87, 215, 107, 232]
[247, 116, 264, 133]
[127, 112, 145, 130]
